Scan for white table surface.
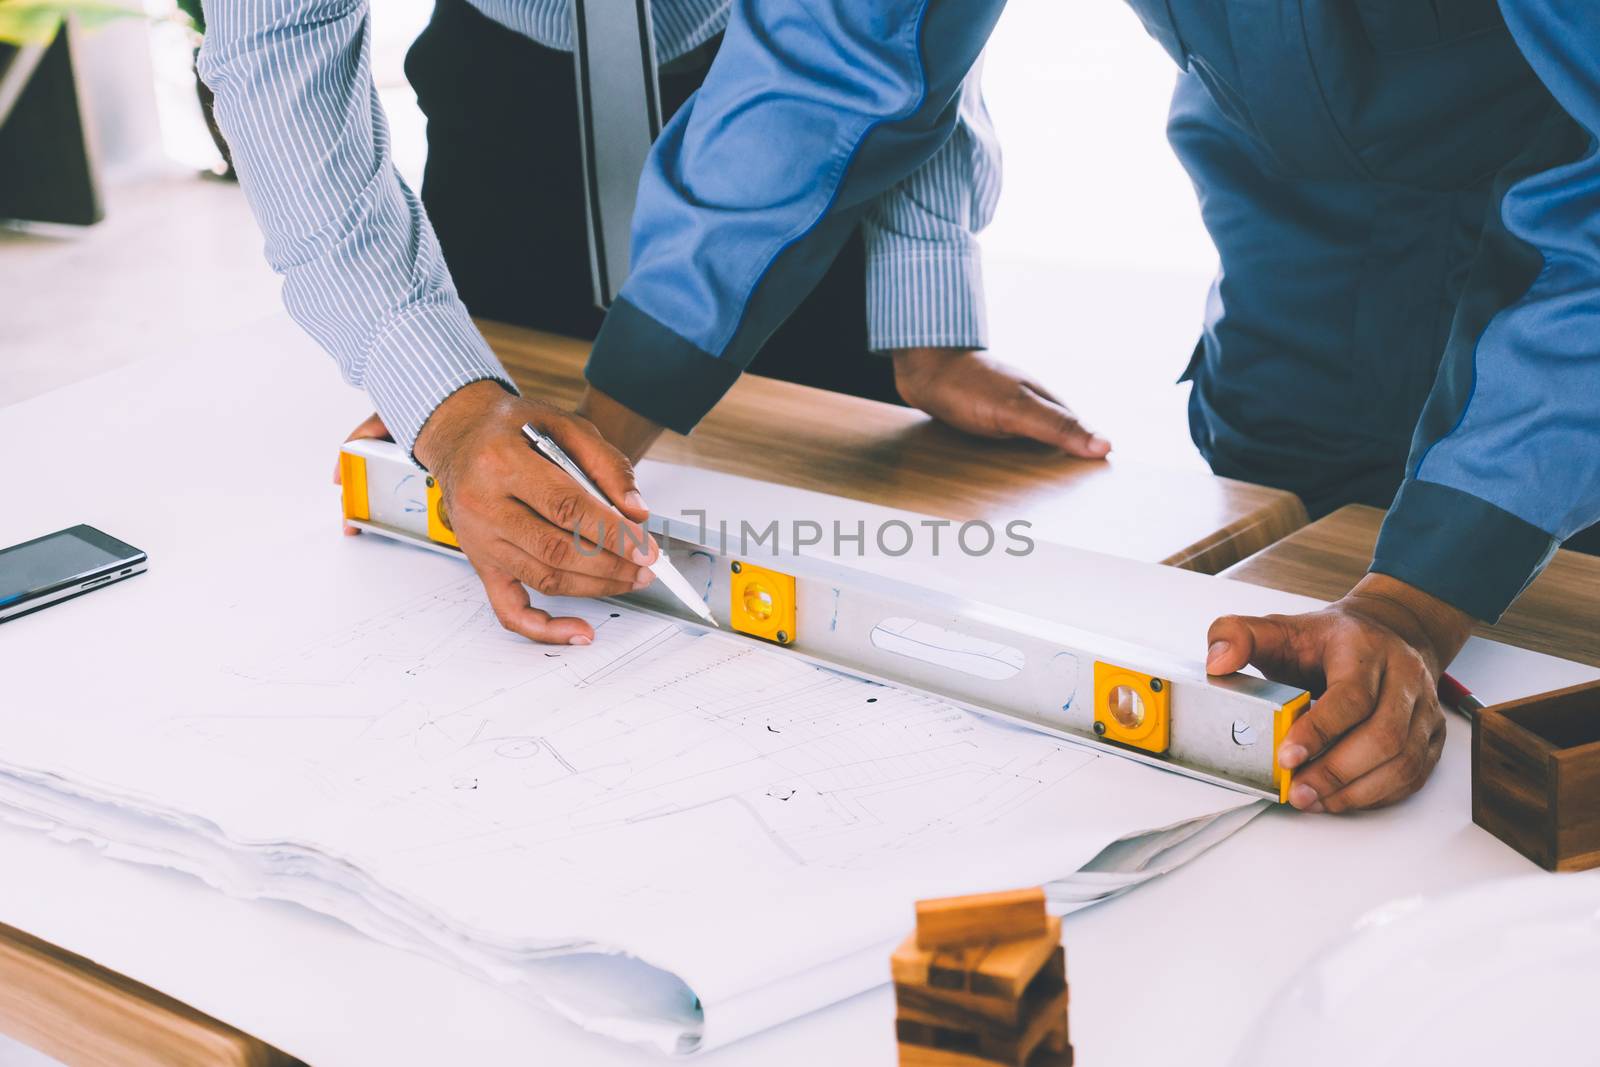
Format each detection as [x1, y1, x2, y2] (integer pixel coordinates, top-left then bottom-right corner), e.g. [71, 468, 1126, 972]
[1, 316, 1595, 1067]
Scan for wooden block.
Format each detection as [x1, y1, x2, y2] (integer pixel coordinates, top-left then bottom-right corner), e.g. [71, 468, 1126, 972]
[1473, 679, 1600, 872]
[915, 888, 1047, 950]
[897, 1015, 1071, 1067]
[898, 1044, 1072, 1067]
[892, 916, 1062, 1001]
[895, 947, 1065, 1029]
[962, 920, 1062, 1001]
[1043, 1014, 1070, 1055]
[897, 987, 1067, 1065]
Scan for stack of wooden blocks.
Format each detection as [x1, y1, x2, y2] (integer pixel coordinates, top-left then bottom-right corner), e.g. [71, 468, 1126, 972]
[891, 887, 1072, 1067]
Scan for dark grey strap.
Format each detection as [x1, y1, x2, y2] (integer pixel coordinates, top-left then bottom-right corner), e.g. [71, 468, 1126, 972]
[572, 0, 662, 309]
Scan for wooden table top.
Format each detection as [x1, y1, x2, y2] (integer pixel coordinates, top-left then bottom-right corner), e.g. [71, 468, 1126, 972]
[6, 329, 1590, 1064]
[0, 322, 1309, 1067]
[484, 322, 1308, 574]
[1223, 504, 1600, 668]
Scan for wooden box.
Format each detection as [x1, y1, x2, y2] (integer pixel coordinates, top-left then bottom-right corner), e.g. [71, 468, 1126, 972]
[1473, 679, 1600, 872]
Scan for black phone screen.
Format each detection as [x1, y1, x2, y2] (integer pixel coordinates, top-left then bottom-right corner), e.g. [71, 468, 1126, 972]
[0, 527, 139, 605]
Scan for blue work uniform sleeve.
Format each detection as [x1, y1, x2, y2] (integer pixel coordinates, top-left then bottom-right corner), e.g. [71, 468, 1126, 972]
[1372, 0, 1600, 621]
[583, 0, 1008, 433]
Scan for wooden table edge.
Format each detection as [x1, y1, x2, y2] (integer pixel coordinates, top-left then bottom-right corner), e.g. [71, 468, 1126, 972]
[482, 320, 1308, 575]
[0, 919, 301, 1067]
[1222, 504, 1600, 669]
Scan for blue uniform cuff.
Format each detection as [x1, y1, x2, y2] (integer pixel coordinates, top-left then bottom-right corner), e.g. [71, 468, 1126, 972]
[585, 297, 743, 435]
[1371, 479, 1559, 622]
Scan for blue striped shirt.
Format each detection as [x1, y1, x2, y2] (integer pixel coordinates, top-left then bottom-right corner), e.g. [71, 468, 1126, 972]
[198, 0, 999, 451]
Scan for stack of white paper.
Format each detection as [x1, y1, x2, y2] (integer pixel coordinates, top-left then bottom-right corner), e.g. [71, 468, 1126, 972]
[0, 572, 1261, 1053]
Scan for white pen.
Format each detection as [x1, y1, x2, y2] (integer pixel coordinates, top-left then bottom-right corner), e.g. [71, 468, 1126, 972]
[521, 423, 718, 627]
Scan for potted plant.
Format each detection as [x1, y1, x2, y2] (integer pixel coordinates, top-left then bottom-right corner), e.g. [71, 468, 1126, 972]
[0, 0, 146, 47]
[0, 0, 232, 179]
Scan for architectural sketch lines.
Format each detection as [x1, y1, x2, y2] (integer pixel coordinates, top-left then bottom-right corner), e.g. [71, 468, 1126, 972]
[182, 574, 1106, 893]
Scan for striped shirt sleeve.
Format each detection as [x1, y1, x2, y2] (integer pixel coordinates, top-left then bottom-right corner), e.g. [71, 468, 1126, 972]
[196, 0, 517, 455]
[861, 60, 1001, 353]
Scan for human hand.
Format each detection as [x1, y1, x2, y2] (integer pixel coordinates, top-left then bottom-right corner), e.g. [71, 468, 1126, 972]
[413, 381, 659, 645]
[890, 347, 1112, 458]
[575, 386, 665, 464]
[333, 412, 393, 535]
[1205, 574, 1474, 813]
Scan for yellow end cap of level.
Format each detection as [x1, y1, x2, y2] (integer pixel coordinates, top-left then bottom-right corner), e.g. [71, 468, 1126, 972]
[425, 475, 460, 549]
[339, 450, 370, 522]
[1092, 661, 1172, 754]
[729, 561, 796, 645]
[1273, 692, 1311, 804]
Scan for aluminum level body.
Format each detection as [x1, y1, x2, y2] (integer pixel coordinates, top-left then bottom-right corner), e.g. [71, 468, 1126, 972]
[338, 439, 1307, 801]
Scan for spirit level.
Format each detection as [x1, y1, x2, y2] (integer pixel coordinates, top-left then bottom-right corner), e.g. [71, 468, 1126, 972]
[339, 439, 1308, 801]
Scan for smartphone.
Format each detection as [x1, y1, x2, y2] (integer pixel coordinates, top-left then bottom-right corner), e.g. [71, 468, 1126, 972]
[0, 525, 148, 624]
